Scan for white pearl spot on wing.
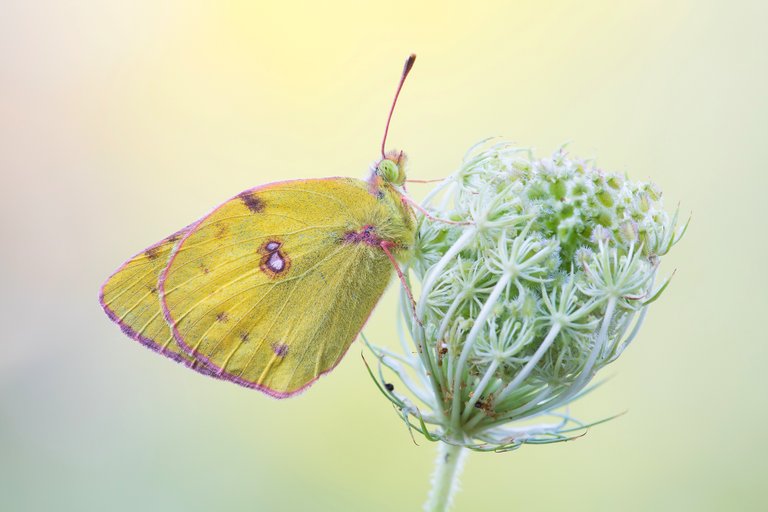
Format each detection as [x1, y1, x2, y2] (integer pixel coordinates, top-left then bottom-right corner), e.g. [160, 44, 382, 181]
[260, 240, 290, 277]
[267, 252, 285, 272]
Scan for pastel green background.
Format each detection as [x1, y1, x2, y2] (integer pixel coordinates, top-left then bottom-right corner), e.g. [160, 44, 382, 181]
[1, 1, 765, 511]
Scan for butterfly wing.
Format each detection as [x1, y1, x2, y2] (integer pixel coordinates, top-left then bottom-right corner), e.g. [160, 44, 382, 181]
[99, 226, 219, 376]
[159, 178, 410, 398]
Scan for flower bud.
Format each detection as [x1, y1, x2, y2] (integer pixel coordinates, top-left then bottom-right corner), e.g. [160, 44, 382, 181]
[368, 140, 685, 451]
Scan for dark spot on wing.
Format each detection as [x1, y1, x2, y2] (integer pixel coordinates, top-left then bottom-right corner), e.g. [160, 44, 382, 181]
[259, 240, 290, 278]
[145, 246, 160, 260]
[214, 222, 228, 239]
[343, 225, 381, 246]
[385, 382, 394, 392]
[239, 332, 250, 343]
[239, 191, 265, 213]
[216, 312, 229, 323]
[272, 342, 289, 358]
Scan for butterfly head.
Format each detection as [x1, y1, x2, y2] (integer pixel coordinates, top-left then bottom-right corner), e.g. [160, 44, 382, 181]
[376, 149, 408, 187]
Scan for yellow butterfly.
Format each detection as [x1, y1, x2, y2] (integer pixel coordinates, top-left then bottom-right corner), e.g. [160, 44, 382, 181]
[100, 55, 420, 398]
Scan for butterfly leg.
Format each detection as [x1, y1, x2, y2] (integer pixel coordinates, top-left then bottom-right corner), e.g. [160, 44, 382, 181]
[406, 177, 446, 183]
[400, 194, 473, 226]
[379, 240, 422, 326]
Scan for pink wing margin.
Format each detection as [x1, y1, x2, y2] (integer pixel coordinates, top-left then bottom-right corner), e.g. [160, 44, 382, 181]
[98, 224, 221, 378]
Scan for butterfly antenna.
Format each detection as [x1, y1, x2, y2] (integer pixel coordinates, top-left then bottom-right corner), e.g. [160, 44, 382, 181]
[381, 54, 416, 159]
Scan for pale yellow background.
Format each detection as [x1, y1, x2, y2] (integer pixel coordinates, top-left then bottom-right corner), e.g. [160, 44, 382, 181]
[1, 1, 765, 511]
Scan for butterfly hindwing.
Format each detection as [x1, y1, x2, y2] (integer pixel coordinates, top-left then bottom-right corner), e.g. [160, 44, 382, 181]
[159, 178, 403, 397]
[99, 226, 219, 376]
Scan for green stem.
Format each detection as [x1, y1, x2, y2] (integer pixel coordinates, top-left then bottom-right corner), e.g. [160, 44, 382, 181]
[424, 442, 468, 512]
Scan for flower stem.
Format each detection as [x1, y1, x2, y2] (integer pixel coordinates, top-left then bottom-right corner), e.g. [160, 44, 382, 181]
[424, 442, 468, 512]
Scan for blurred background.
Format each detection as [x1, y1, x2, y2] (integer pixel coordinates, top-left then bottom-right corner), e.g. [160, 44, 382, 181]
[1, 1, 765, 510]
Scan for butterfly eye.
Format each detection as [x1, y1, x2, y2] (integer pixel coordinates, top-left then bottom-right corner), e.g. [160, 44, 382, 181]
[378, 159, 405, 186]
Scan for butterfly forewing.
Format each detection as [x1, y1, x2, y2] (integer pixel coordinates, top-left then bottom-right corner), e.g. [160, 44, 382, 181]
[159, 178, 396, 397]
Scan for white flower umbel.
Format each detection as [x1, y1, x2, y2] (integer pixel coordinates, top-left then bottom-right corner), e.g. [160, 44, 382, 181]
[364, 140, 687, 512]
